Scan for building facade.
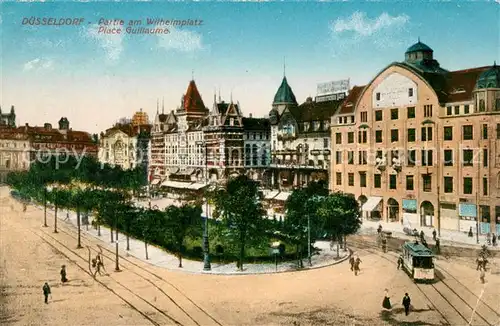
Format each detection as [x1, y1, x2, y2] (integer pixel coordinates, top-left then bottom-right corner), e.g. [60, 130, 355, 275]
[243, 114, 271, 182]
[0, 127, 30, 183]
[131, 109, 149, 126]
[269, 76, 343, 194]
[98, 123, 151, 171]
[330, 41, 500, 234]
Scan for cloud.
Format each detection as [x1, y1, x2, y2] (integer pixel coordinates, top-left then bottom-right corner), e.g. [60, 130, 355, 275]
[23, 58, 54, 71]
[84, 24, 124, 62]
[331, 11, 409, 37]
[157, 27, 203, 53]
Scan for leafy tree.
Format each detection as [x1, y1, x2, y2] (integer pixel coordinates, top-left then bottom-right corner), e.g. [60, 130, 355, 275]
[316, 192, 362, 257]
[165, 204, 202, 267]
[212, 175, 266, 271]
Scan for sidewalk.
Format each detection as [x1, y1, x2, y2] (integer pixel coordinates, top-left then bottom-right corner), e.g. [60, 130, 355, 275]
[35, 204, 349, 275]
[359, 219, 500, 250]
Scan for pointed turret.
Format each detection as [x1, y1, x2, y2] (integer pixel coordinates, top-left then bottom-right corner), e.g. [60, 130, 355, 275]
[273, 76, 297, 105]
[183, 80, 206, 112]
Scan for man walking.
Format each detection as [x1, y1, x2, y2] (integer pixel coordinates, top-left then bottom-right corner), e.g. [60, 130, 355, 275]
[402, 293, 411, 316]
[43, 282, 51, 304]
[60, 265, 68, 283]
[432, 229, 437, 241]
[353, 257, 361, 276]
[435, 238, 440, 254]
[397, 256, 403, 270]
[349, 256, 355, 271]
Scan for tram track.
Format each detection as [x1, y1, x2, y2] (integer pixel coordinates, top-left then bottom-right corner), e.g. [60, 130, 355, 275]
[53, 224, 223, 326]
[27, 205, 224, 326]
[348, 238, 498, 326]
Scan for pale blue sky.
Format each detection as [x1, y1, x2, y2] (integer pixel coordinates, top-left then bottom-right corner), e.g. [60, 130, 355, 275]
[0, 1, 498, 133]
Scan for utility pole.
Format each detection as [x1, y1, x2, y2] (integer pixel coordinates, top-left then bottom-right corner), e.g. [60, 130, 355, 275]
[437, 185, 441, 237]
[43, 187, 48, 227]
[115, 241, 120, 271]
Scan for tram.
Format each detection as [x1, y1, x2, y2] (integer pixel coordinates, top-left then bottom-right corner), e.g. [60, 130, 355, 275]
[401, 241, 435, 282]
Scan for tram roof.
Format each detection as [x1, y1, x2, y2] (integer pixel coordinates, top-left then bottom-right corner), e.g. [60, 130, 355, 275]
[403, 241, 434, 257]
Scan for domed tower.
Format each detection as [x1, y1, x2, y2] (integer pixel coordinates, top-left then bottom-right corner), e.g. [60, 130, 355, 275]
[403, 39, 445, 73]
[473, 62, 500, 112]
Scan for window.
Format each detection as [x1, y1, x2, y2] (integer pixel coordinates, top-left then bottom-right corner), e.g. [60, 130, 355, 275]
[391, 129, 399, 142]
[347, 132, 354, 143]
[348, 151, 354, 164]
[454, 106, 460, 115]
[421, 150, 433, 166]
[358, 130, 367, 143]
[391, 108, 399, 120]
[463, 177, 473, 194]
[446, 106, 452, 116]
[375, 130, 383, 143]
[335, 151, 342, 164]
[376, 93, 381, 101]
[463, 149, 473, 166]
[407, 107, 415, 119]
[323, 138, 329, 148]
[348, 173, 354, 186]
[496, 98, 500, 111]
[464, 104, 470, 114]
[444, 177, 454, 193]
[422, 175, 432, 192]
[408, 88, 413, 97]
[407, 129, 415, 142]
[375, 110, 383, 121]
[462, 125, 473, 140]
[444, 126, 453, 141]
[424, 104, 433, 117]
[376, 150, 383, 159]
[497, 124, 500, 139]
[335, 133, 342, 144]
[421, 126, 433, 141]
[360, 112, 368, 122]
[483, 177, 488, 196]
[389, 175, 397, 189]
[407, 150, 416, 166]
[406, 175, 414, 191]
[483, 148, 488, 167]
[360, 172, 367, 187]
[482, 124, 488, 139]
[374, 174, 381, 188]
[336, 172, 342, 185]
[444, 149, 453, 166]
[358, 151, 367, 165]
[479, 99, 485, 112]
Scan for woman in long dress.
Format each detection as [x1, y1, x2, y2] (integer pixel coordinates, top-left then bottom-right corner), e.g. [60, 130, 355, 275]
[382, 289, 392, 310]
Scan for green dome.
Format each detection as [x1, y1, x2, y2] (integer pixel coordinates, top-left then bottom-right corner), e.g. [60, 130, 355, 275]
[406, 41, 433, 54]
[476, 63, 500, 89]
[273, 76, 297, 105]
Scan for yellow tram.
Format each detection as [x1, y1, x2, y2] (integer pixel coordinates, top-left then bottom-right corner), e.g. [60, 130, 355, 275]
[401, 241, 435, 282]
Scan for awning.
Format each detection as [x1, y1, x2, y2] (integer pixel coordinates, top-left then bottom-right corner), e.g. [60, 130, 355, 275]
[169, 167, 180, 174]
[362, 196, 382, 212]
[150, 179, 160, 185]
[264, 190, 279, 200]
[402, 199, 417, 211]
[187, 183, 208, 190]
[274, 192, 291, 201]
[160, 181, 191, 189]
[459, 203, 477, 218]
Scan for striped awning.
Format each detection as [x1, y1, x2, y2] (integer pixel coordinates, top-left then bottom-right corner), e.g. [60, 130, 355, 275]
[362, 197, 382, 212]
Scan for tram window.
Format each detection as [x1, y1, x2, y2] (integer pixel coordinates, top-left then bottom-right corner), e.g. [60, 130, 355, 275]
[415, 257, 432, 268]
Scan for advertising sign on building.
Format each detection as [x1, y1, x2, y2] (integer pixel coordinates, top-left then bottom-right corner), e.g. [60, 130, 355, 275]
[316, 79, 350, 97]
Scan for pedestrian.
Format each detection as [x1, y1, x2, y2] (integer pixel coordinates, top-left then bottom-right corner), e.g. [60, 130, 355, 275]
[397, 256, 403, 270]
[402, 293, 411, 316]
[476, 257, 483, 270]
[468, 227, 473, 238]
[479, 266, 485, 284]
[435, 238, 440, 254]
[487, 233, 491, 245]
[354, 257, 361, 276]
[432, 229, 437, 241]
[349, 256, 355, 271]
[60, 265, 68, 283]
[382, 289, 392, 310]
[43, 282, 51, 304]
[493, 233, 497, 247]
[381, 237, 387, 253]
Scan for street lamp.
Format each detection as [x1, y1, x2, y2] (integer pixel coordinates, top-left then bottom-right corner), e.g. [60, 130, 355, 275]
[196, 140, 211, 271]
[43, 186, 48, 227]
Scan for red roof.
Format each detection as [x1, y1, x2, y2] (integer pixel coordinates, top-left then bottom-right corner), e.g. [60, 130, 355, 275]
[183, 80, 206, 112]
[444, 66, 490, 103]
[338, 85, 365, 114]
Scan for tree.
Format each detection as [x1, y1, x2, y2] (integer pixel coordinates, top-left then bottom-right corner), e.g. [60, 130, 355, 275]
[317, 192, 362, 257]
[212, 175, 266, 271]
[165, 204, 202, 267]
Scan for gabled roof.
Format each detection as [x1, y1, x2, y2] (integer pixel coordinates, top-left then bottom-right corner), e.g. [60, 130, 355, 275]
[183, 80, 206, 112]
[291, 98, 343, 122]
[338, 86, 365, 114]
[273, 76, 298, 105]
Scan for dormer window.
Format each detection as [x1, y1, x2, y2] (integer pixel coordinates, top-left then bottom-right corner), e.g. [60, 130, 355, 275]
[230, 118, 234, 126]
[313, 121, 320, 131]
[304, 122, 310, 131]
[323, 120, 330, 130]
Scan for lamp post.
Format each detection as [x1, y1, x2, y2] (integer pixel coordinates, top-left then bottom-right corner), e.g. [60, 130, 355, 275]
[196, 140, 211, 271]
[43, 186, 48, 227]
